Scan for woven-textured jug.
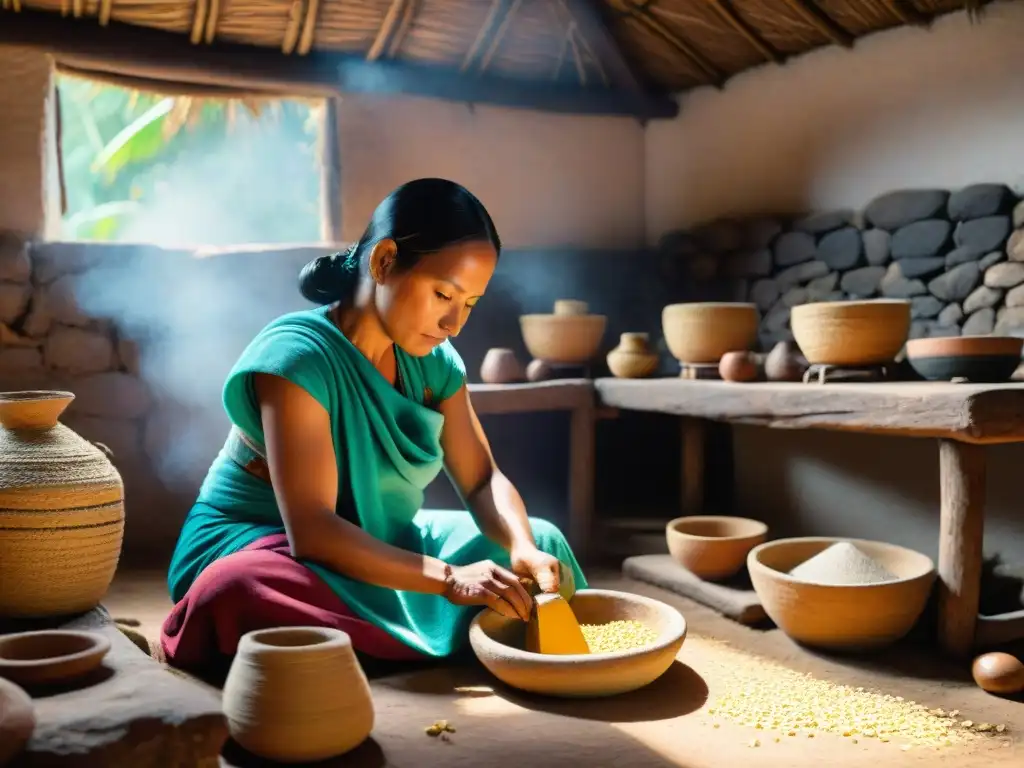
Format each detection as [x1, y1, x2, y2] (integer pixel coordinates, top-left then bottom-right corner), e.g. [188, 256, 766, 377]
[0, 391, 125, 618]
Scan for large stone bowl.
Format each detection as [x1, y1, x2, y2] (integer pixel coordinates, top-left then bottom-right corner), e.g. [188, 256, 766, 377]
[747, 537, 936, 651]
[468, 589, 687, 698]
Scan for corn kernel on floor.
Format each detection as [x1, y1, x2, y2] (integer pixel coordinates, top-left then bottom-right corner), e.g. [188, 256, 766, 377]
[104, 569, 1024, 768]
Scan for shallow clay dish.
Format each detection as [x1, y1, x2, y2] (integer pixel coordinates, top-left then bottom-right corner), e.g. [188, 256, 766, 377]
[469, 589, 686, 698]
[0, 630, 111, 687]
[661, 302, 758, 364]
[747, 537, 936, 651]
[790, 300, 910, 366]
[905, 335, 1023, 382]
[666, 515, 768, 581]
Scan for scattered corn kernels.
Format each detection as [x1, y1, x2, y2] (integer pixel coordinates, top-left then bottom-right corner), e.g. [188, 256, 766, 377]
[579, 620, 658, 653]
[425, 720, 456, 737]
[698, 640, 1009, 750]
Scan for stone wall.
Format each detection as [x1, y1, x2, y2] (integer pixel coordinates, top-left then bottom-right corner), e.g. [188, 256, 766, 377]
[660, 184, 1024, 351]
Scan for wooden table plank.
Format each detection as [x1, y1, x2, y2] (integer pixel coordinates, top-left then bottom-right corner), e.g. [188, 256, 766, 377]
[468, 379, 594, 415]
[594, 378, 1024, 444]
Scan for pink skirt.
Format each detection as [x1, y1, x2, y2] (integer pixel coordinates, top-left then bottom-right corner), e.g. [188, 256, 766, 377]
[160, 533, 426, 675]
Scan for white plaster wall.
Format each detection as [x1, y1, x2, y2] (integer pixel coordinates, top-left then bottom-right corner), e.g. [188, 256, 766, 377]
[337, 94, 646, 249]
[645, 1, 1024, 240]
[644, 2, 1024, 565]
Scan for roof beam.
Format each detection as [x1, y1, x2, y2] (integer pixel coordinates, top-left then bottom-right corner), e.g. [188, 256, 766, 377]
[461, 0, 521, 74]
[883, 0, 928, 27]
[0, 9, 678, 119]
[613, 0, 725, 87]
[780, 0, 854, 48]
[367, 0, 418, 61]
[557, 0, 648, 92]
[708, 0, 783, 64]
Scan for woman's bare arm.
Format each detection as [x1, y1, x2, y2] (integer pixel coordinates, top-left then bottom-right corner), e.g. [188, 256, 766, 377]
[439, 384, 537, 554]
[254, 372, 450, 594]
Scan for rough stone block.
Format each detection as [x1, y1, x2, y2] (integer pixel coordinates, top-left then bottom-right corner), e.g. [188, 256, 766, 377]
[67, 371, 153, 420]
[806, 272, 838, 300]
[864, 189, 948, 230]
[840, 266, 885, 297]
[816, 227, 862, 270]
[984, 261, 1024, 289]
[2, 607, 226, 767]
[937, 303, 963, 327]
[963, 285, 1002, 313]
[947, 183, 1012, 220]
[899, 257, 945, 279]
[862, 229, 891, 265]
[944, 245, 983, 269]
[773, 231, 816, 267]
[963, 307, 996, 335]
[793, 209, 854, 235]
[890, 219, 952, 260]
[774, 259, 828, 289]
[43, 326, 116, 374]
[979, 251, 1004, 270]
[880, 262, 926, 298]
[911, 295, 943, 319]
[928, 262, 980, 302]
[954, 215, 1012, 254]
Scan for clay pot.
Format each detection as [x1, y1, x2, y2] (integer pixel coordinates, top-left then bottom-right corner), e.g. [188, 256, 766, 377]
[0, 391, 124, 618]
[790, 300, 910, 366]
[747, 537, 936, 651]
[764, 341, 808, 382]
[662, 303, 758, 364]
[469, 589, 686, 698]
[519, 300, 606, 365]
[0, 678, 34, 765]
[719, 351, 759, 382]
[606, 333, 659, 378]
[222, 627, 375, 762]
[480, 347, 525, 384]
[666, 516, 768, 581]
[526, 359, 552, 382]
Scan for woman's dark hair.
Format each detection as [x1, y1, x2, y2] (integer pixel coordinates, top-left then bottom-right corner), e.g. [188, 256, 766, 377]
[299, 178, 501, 305]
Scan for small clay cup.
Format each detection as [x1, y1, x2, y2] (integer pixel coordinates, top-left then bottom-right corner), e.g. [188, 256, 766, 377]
[666, 515, 768, 581]
[480, 347, 525, 384]
[0, 630, 111, 687]
[222, 627, 374, 763]
[607, 332, 659, 378]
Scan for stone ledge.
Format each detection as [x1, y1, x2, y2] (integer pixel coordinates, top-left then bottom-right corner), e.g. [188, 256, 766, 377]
[2, 606, 226, 767]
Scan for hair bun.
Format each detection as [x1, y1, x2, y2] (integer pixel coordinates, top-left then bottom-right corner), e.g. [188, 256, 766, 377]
[299, 251, 348, 305]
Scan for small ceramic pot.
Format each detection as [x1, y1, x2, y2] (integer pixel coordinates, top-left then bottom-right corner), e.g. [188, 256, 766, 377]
[607, 333, 659, 378]
[480, 348, 525, 384]
[222, 627, 374, 763]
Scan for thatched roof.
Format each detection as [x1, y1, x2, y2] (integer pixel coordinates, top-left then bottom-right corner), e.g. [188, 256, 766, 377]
[0, 0, 995, 118]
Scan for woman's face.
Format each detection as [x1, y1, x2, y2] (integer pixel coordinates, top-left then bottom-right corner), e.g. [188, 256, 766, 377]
[372, 239, 498, 356]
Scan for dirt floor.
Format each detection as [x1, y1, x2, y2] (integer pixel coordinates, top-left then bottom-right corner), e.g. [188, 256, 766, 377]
[104, 569, 1024, 768]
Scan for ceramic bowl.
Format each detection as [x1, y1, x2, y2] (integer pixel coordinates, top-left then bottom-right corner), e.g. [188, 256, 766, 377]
[905, 335, 1023, 382]
[666, 515, 768, 580]
[0, 630, 111, 686]
[661, 302, 759, 364]
[747, 537, 936, 651]
[790, 299, 911, 366]
[469, 588, 686, 698]
[520, 299, 606, 365]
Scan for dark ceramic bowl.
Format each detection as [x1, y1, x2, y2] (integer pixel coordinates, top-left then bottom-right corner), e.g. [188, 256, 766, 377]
[905, 336, 1023, 382]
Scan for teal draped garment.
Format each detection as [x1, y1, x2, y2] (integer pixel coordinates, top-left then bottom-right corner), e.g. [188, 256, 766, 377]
[166, 306, 588, 657]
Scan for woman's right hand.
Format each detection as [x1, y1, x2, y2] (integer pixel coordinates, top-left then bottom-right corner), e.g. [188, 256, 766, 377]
[442, 560, 533, 621]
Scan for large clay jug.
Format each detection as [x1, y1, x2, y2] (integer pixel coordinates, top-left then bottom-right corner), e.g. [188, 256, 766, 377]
[222, 626, 375, 762]
[0, 391, 125, 618]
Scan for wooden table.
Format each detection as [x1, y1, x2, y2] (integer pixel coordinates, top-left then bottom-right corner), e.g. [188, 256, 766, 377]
[594, 377, 1024, 658]
[468, 379, 597, 563]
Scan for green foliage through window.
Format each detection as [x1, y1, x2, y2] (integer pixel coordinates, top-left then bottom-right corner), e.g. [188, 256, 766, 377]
[57, 74, 324, 246]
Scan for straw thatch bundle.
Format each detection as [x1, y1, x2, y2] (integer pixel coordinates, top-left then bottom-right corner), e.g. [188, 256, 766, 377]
[0, 0, 998, 95]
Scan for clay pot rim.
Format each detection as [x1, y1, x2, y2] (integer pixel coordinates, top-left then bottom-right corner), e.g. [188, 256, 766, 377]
[747, 536, 936, 589]
[0, 390, 76, 403]
[663, 302, 757, 312]
[240, 626, 353, 655]
[519, 313, 607, 323]
[791, 299, 912, 320]
[905, 335, 1024, 359]
[0, 629, 111, 669]
[469, 588, 687, 663]
[666, 515, 768, 542]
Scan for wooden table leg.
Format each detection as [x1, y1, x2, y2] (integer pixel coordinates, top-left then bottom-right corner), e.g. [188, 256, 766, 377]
[937, 439, 986, 658]
[569, 400, 596, 564]
[681, 417, 705, 515]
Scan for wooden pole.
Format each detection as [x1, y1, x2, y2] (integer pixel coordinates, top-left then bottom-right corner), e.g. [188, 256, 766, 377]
[937, 439, 986, 657]
[681, 417, 705, 515]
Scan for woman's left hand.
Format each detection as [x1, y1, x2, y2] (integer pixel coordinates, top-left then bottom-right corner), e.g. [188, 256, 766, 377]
[510, 546, 561, 595]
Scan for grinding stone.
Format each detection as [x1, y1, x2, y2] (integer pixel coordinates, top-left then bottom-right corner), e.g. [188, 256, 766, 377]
[622, 554, 768, 626]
